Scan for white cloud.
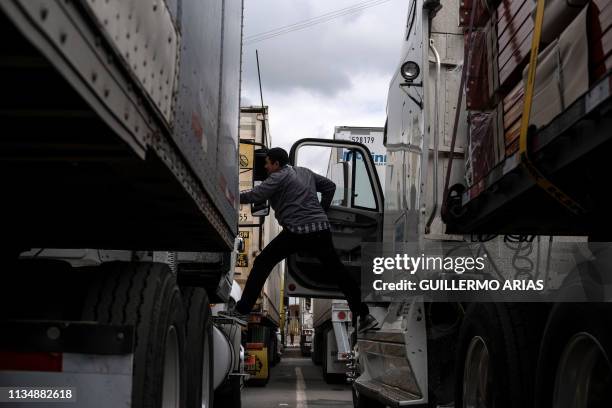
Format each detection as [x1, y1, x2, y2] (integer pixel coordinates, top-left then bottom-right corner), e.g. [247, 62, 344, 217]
[241, 0, 409, 170]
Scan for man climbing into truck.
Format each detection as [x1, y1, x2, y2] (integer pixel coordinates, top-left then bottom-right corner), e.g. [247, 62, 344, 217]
[232, 147, 378, 334]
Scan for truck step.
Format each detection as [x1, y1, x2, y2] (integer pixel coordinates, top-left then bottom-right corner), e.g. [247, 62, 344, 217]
[354, 379, 425, 407]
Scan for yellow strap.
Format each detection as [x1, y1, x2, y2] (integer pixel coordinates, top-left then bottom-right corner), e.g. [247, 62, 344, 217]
[518, 0, 585, 215]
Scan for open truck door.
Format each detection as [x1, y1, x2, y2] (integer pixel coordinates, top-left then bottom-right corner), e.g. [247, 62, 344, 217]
[284, 138, 384, 298]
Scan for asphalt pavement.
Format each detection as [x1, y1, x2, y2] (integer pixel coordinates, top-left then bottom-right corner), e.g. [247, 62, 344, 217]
[242, 347, 353, 408]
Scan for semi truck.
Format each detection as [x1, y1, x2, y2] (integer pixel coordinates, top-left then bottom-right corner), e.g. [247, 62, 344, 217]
[299, 297, 313, 357]
[307, 126, 386, 384]
[0, 1, 248, 407]
[311, 298, 353, 384]
[237, 106, 283, 386]
[279, 0, 612, 406]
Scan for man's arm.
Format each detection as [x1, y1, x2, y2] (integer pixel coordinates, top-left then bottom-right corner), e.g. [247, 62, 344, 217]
[314, 173, 336, 211]
[240, 171, 284, 204]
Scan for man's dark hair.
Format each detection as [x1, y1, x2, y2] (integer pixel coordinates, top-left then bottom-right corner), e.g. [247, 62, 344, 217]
[266, 147, 289, 167]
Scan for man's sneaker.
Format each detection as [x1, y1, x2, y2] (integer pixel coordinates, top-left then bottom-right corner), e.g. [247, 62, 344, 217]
[357, 314, 379, 334]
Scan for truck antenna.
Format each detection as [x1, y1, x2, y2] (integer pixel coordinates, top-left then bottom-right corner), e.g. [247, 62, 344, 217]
[256, 49, 268, 146]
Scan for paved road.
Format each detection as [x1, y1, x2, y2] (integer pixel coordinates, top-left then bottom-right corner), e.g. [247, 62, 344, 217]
[242, 348, 352, 408]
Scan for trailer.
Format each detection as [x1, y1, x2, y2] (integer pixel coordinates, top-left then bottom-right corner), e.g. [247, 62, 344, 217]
[236, 106, 283, 386]
[275, 0, 612, 406]
[0, 1, 248, 407]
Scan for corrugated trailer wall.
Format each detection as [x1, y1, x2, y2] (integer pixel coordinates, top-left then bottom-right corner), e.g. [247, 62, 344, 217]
[0, 0, 243, 251]
[236, 108, 282, 325]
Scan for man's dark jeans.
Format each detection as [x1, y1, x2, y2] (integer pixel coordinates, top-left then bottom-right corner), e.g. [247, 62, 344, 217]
[236, 228, 369, 318]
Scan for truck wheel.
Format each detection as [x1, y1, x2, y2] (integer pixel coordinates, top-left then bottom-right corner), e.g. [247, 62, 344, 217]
[454, 303, 543, 408]
[535, 303, 612, 408]
[274, 335, 282, 365]
[82, 262, 187, 408]
[182, 287, 214, 408]
[214, 375, 242, 408]
[312, 329, 323, 365]
[322, 327, 346, 384]
[269, 335, 277, 367]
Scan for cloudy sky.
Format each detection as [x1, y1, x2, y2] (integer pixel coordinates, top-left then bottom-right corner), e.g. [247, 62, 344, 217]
[241, 0, 409, 172]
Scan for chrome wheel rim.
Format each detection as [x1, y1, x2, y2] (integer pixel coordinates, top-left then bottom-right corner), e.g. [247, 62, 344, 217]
[553, 333, 612, 408]
[162, 325, 180, 408]
[463, 336, 492, 408]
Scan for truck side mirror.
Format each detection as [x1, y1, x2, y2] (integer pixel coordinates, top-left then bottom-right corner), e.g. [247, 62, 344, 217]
[251, 201, 270, 217]
[253, 148, 268, 182]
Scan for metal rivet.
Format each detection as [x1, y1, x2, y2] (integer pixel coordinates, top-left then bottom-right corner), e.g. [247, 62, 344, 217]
[116, 332, 125, 341]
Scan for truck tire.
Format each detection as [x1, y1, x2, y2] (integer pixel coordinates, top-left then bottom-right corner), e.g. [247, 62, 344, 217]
[312, 328, 323, 366]
[268, 335, 277, 367]
[454, 303, 544, 408]
[535, 303, 612, 408]
[322, 327, 346, 384]
[274, 335, 282, 365]
[214, 375, 241, 408]
[182, 287, 214, 408]
[81, 262, 187, 408]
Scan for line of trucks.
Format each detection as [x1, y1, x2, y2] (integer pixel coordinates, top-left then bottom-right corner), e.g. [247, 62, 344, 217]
[2, 0, 612, 407]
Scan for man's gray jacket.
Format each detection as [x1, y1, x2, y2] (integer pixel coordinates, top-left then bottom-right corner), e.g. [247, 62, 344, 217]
[240, 165, 336, 233]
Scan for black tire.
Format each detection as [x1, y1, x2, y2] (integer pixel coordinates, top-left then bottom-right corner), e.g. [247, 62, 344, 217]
[352, 386, 385, 408]
[182, 287, 214, 408]
[535, 303, 612, 408]
[81, 262, 187, 408]
[214, 375, 241, 408]
[312, 328, 323, 366]
[268, 334, 277, 367]
[274, 335, 282, 365]
[454, 303, 545, 408]
[322, 327, 346, 384]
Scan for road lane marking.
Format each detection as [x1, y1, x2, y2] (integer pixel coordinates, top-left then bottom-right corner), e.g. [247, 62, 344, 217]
[295, 367, 307, 408]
